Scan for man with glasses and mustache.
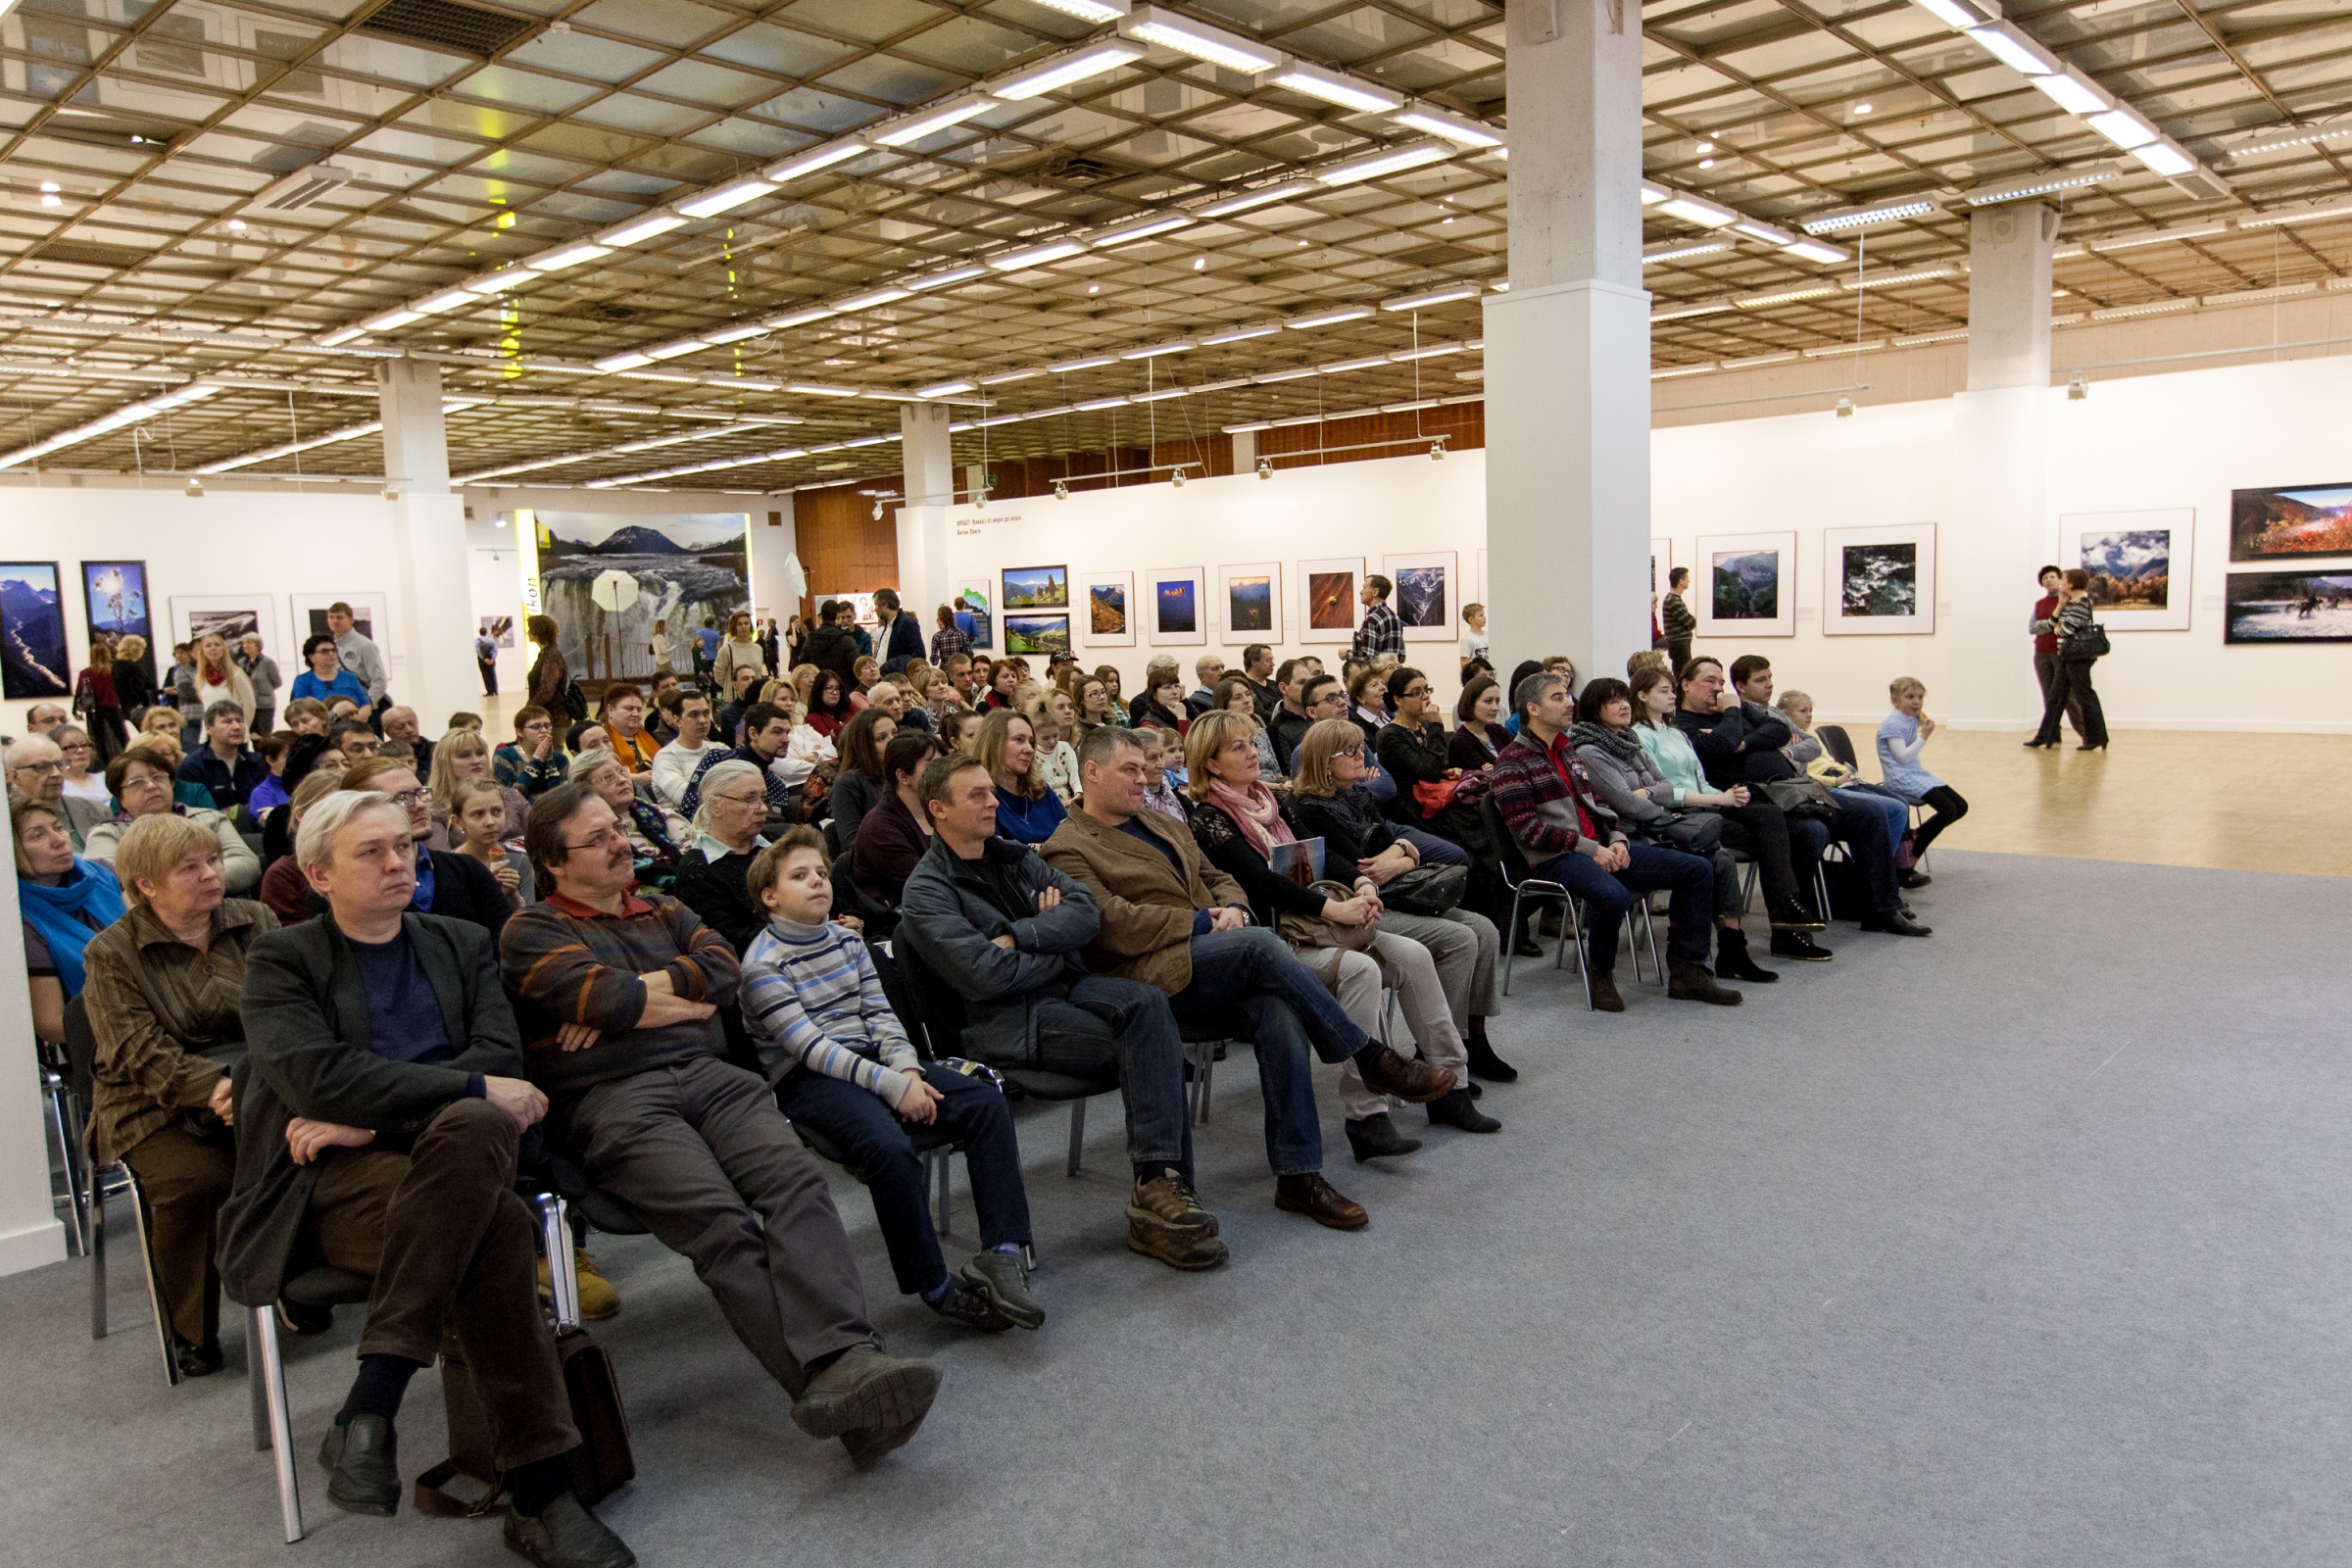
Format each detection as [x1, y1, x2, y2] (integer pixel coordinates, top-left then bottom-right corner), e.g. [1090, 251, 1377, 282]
[500, 782, 942, 1471]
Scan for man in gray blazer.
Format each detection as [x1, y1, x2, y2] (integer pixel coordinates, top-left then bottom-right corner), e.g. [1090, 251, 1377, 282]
[222, 789, 631, 1568]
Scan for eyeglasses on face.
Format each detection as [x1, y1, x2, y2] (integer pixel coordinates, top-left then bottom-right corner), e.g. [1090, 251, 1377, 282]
[12, 760, 63, 775]
[561, 824, 628, 853]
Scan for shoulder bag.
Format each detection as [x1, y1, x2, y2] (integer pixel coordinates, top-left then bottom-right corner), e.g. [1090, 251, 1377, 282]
[1276, 879, 1384, 975]
[1381, 861, 1468, 914]
[1649, 808, 1725, 855]
[1762, 777, 1838, 821]
[2061, 619, 2110, 662]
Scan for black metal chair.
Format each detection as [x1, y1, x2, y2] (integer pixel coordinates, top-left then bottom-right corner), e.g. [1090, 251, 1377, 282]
[830, 846, 898, 940]
[1478, 796, 1659, 1006]
[62, 997, 176, 1378]
[1818, 723, 1861, 771]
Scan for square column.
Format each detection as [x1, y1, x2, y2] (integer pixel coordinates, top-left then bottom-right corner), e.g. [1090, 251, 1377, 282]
[1484, 0, 1652, 685]
[375, 358, 474, 720]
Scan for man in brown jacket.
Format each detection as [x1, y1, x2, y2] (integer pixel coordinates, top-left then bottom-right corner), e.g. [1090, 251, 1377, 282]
[1041, 726, 1453, 1230]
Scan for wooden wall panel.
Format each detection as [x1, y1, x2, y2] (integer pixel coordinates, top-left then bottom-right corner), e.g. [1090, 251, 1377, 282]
[1258, 401, 1485, 466]
[792, 485, 898, 622]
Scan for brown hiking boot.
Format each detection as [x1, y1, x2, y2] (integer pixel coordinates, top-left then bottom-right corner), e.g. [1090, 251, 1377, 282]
[1126, 1219, 1230, 1270]
[1667, 959, 1743, 1006]
[1127, 1173, 1218, 1237]
[1588, 973, 1626, 1012]
[1353, 1047, 1455, 1103]
[1274, 1173, 1369, 1230]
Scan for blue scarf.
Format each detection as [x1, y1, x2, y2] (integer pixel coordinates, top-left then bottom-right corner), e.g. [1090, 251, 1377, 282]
[21, 858, 125, 996]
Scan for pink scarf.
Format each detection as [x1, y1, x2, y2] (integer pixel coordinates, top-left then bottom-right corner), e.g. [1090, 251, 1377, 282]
[1206, 778, 1293, 860]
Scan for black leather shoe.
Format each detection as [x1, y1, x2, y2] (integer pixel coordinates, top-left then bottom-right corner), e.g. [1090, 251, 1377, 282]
[1511, 936, 1544, 958]
[1860, 910, 1933, 937]
[1896, 868, 1932, 889]
[1345, 1113, 1422, 1162]
[504, 1492, 637, 1568]
[319, 1414, 401, 1516]
[1427, 1088, 1500, 1134]
[1770, 931, 1834, 961]
[172, 1337, 225, 1379]
[1464, 1036, 1517, 1082]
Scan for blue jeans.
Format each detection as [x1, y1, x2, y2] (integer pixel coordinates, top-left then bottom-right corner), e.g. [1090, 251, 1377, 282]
[1396, 826, 1469, 865]
[1168, 926, 1370, 1178]
[1840, 784, 1909, 857]
[774, 1064, 1030, 1298]
[1826, 793, 1901, 914]
[1533, 843, 1714, 969]
[1026, 975, 1195, 1179]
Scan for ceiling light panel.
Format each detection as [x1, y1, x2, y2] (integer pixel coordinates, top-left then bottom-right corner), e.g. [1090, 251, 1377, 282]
[1392, 107, 1504, 149]
[1198, 179, 1318, 217]
[1265, 61, 1402, 114]
[1119, 6, 1283, 74]
[676, 177, 776, 220]
[1020, 0, 1131, 19]
[1315, 140, 1452, 185]
[870, 96, 999, 149]
[987, 40, 1149, 100]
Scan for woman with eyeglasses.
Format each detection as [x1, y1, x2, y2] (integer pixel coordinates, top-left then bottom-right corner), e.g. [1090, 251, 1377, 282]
[54, 725, 111, 806]
[1213, 676, 1284, 782]
[80, 745, 261, 894]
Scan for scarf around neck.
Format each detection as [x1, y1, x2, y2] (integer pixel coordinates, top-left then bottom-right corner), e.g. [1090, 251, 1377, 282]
[21, 858, 125, 995]
[1569, 719, 1645, 763]
[1205, 777, 1293, 861]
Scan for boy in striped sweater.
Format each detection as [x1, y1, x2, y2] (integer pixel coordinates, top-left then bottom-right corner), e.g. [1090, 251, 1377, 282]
[741, 827, 1043, 1334]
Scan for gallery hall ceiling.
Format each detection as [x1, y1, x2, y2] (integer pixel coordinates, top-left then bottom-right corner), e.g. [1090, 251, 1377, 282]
[0, 0, 2348, 492]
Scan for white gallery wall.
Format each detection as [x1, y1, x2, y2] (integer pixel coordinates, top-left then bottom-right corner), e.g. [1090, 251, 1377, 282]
[906, 351, 2352, 733]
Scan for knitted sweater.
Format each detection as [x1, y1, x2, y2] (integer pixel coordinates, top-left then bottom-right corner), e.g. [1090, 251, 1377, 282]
[499, 891, 739, 1098]
[739, 914, 919, 1105]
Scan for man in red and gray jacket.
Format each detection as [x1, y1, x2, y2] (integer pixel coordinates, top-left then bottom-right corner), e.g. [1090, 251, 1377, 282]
[1487, 669, 1739, 1012]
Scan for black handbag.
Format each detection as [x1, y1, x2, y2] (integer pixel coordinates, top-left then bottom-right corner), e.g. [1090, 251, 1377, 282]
[417, 1323, 635, 1516]
[2062, 620, 2110, 661]
[1762, 777, 1838, 821]
[1650, 808, 1725, 854]
[1382, 862, 1468, 914]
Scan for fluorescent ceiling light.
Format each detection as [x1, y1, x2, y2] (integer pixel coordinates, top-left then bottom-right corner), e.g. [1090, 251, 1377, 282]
[1965, 22, 2058, 74]
[412, 288, 472, 316]
[2235, 199, 2352, 228]
[1783, 238, 1850, 264]
[1318, 355, 1389, 373]
[871, 96, 999, 148]
[1644, 240, 1733, 264]
[989, 240, 1084, 270]
[835, 286, 911, 312]
[1911, 0, 1999, 28]
[1658, 193, 1740, 227]
[1120, 339, 1196, 359]
[763, 306, 836, 328]
[1736, 286, 1837, 308]
[1287, 306, 1373, 328]
[903, 265, 985, 290]
[1200, 323, 1280, 344]
[1964, 164, 2120, 204]
[988, 40, 1149, 100]
[1119, 6, 1282, 73]
[1314, 140, 1451, 185]
[2085, 108, 2159, 149]
[1844, 266, 1958, 288]
[2220, 116, 2352, 163]
[599, 211, 687, 247]
[317, 326, 366, 347]
[1382, 284, 1480, 310]
[1020, 0, 1130, 20]
[1800, 196, 1938, 233]
[1254, 367, 1318, 382]
[787, 382, 862, 396]
[1266, 61, 1401, 114]
[1641, 182, 1671, 204]
[677, 177, 776, 220]
[1392, 107, 1504, 149]
[2132, 140, 2195, 176]
[594, 352, 655, 371]
[1652, 302, 1734, 321]
[527, 242, 613, 271]
[979, 368, 1042, 384]
[1732, 220, 1794, 244]
[1390, 343, 1464, 361]
[764, 141, 865, 183]
[1049, 355, 1116, 372]
[362, 308, 423, 331]
[1091, 214, 1197, 246]
[645, 340, 704, 361]
[2078, 221, 2227, 252]
[2030, 70, 2110, 116]
[1197, 179, 1316, 217]
[1075, 395, 1131, 410]
[1132, 387, 1191, 402]
[462, 271, 527, 295]
[917, 380, 976, 398]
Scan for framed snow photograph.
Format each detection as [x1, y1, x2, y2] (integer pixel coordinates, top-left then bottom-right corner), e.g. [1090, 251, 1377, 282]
[2063, 509, 2193, 632]
[1296, 556, 1363, 645]
[1821, 523, 1936, 636]
[1692, 531, 1796, 639]
[1382, 550, 1457, 643]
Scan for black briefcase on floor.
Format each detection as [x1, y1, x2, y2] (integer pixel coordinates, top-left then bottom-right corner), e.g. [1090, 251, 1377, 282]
[1819, 856, 1875, 923]
[416, 1324, 635, 1515]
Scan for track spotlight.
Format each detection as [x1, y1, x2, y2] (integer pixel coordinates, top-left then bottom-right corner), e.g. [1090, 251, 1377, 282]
[183, 476, 204, 497]
[1835, 397, 1854, 418]
[381, 484, 400, 501]
[1170, 469, 1185, 488]
[871, 499, 883, 519]
[1054, 480, 1069, 500]
[1429, 441, 1446, 461]
[2068, 375, 2087, 401]
[1256, 460, 1272, 480]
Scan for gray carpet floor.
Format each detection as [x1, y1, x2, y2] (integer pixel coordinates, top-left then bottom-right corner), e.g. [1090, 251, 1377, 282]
[6, 850, 2349, 1568]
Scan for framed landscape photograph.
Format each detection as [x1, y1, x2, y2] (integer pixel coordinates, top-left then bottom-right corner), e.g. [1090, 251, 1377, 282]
[2064, 508, 2192, 631]
[291, 592, 391, 655]
[1693, 531, 1796, 639]
[2230, 482, 2352, 562]
[172, 595, 278, 655]
[1382, 550, 1457, 642]
[1296, 556, 1363, 644]
[1081, 570, 1135, 648]
[2225, 570, 2352, 644]
[1004, 612, 1072, 657]
[1219, 562, 1282, 640]
[956, 578, 994, 651]
[1002, 564, 1069, 611]
[1147, 566, 1206, 646]
[83, 561, 151, 648]
[1821, 523, 1936, 636]
[0, 563, 71, 699]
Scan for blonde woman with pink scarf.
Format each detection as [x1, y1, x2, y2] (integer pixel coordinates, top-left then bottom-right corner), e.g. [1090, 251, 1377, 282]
[1180, 710, 1496, 1161]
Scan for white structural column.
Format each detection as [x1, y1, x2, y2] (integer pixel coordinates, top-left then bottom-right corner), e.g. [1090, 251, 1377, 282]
[1946, 202, 2057, 725]
[897, 403, 957, 617]
[1484, 0, 1652, 684]
[376, 358, 479, 723]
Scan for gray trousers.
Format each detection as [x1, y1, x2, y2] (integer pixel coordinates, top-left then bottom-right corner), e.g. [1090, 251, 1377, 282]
[557, 1054, 877, 1397]
[1380, 906, 1501, 1030]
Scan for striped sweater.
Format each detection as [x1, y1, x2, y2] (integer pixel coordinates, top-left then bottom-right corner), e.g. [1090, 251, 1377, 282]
[740, 915, 919, 1105]
[499, 891, 739, 1098]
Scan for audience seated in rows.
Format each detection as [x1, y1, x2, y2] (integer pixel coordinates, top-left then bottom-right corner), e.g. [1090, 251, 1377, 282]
[500, 783, 943, 1471]
[827, 707, 898, 840]
[335, 758, 510, 939]
[10, 735, 114, 849]
[850, 731, 942, 916]
[84, 746, 261, 895]
[669, 760, 773, 953]
[177, 702, 267, 812]
[975, 709, 1067, 846]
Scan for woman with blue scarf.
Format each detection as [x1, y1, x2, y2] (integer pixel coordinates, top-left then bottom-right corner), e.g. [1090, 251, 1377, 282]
[16, 797, 124, 1042]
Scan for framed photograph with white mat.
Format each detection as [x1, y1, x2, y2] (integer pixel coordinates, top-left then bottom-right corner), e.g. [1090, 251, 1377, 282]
[1080, 570, 1135, 648]
[1821, 523, 1936, 636]
[290, 592, 391, 655]
[1692, 532, 1796, 639]
[172, 595, 283, 657]
[1146, 566, 1206, 646]
[1218, 562, 1282, 641]
[2063, 509, 2193, 631]
[1296, 556, 1363, 644]
[1382, 550, 1457, 642]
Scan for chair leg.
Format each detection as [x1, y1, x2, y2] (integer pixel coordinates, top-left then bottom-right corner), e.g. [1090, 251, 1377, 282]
[44, 1079, 87, 1258]
[1065, 1098, 1086, 1178]
[1645, 903, 1665, 983]
[1500, 888, 1523, 996]
[249, 1323, 271, 1450]
[89, 1163, 107, 1341]
[928, 1148, 952, 1237]
[536, 1195, 579, 1331]
[1188, 1042, 1214, 1127]
[1740, 860, 1758, 915]
[124, 1170, 180, 1388]
[1565, 900, 1595, 1009]
[254, 1302, 305, 1544]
